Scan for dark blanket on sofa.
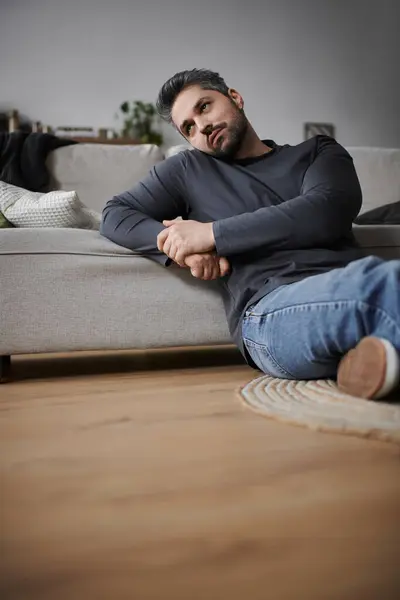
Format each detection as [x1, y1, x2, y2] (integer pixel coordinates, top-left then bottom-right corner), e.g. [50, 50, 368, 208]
[354, 201, 400, 225]
[0, 132, 77, 192]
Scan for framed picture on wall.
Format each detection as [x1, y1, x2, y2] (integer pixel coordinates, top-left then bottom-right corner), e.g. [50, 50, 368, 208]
[304, 122, 335, 140]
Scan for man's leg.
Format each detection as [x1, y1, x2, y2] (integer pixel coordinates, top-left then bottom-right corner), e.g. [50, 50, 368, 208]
[242, 255, 400, 397]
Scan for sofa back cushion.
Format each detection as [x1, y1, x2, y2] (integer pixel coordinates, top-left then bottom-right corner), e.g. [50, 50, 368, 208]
[46, 142, 399, 217]
[46, 143, 164, 212]
[347, 147, 400, 214]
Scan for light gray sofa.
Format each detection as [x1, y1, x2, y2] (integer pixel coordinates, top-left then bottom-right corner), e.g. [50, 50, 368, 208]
[1, 142, 399, 381]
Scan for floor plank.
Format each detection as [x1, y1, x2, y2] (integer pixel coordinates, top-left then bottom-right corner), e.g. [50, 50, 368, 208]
[1, 349, 399, 600]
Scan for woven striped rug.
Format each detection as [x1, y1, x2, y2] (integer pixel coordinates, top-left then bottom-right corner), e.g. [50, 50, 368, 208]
[239, 376, 400, 444]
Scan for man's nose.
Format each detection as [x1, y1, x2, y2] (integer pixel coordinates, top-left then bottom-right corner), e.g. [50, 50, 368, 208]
[199, 121, 213, 136]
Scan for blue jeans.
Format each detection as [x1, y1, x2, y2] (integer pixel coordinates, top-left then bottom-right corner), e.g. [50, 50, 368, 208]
[242, 256, 400, 379]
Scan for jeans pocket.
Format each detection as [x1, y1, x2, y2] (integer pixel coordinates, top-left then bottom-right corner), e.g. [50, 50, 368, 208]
[242, 312, 295, 379]
[243, 337, 295, 379]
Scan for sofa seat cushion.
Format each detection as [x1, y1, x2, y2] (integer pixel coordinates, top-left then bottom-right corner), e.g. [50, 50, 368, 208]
[0, 228, 232, 355]
[0, 227, 137, 256]
[2, 225, 399, 258]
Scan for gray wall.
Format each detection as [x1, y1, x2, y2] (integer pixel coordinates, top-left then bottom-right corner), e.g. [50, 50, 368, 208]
[1, 0, 399, 149]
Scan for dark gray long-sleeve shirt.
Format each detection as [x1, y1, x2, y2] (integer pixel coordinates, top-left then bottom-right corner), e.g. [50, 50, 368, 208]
[100, 135, 364, 365]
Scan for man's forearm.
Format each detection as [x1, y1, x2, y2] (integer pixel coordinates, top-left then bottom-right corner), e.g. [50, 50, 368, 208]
[100, 157, 188, 267]
[101, 198, 170, 266]
[212, 188, 361, 256]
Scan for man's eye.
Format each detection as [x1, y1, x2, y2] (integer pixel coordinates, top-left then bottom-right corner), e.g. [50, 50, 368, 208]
[201, 103, 209, 111]
[186, 124, 193, 135]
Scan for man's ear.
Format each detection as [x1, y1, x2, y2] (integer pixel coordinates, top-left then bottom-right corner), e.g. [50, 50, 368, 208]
[228, 88, 244, 110]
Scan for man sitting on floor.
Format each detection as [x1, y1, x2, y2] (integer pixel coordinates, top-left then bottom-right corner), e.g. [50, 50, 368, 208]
[100, 68, 400, 400]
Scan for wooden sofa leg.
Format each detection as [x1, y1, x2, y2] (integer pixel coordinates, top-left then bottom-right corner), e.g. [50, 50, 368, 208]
[0, 355, 11, 383]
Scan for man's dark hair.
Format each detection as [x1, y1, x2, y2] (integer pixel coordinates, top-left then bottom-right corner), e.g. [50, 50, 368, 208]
[156, 68, 230, 124]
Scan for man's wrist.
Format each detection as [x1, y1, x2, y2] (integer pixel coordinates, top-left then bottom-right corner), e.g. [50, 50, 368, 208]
[208, 222, 216, 251]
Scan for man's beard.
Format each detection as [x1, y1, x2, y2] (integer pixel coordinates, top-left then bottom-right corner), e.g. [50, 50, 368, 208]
[209, 108, 248, 160]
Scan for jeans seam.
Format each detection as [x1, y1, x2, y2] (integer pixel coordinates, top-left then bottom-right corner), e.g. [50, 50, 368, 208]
[247, 299, 359, 318]
[359, 301, 400, 342]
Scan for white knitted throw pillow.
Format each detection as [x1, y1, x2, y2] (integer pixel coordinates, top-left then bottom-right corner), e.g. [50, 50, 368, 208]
[0, 181, 101, 229]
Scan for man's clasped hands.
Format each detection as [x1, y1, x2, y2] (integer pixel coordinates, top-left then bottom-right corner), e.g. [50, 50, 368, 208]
[157, 219, 230, 280]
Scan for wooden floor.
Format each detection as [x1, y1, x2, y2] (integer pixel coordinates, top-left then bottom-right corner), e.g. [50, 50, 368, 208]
[1, 347, 399, 600]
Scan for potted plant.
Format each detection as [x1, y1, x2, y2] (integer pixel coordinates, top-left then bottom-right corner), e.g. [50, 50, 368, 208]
[116, 100, 163, 146]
